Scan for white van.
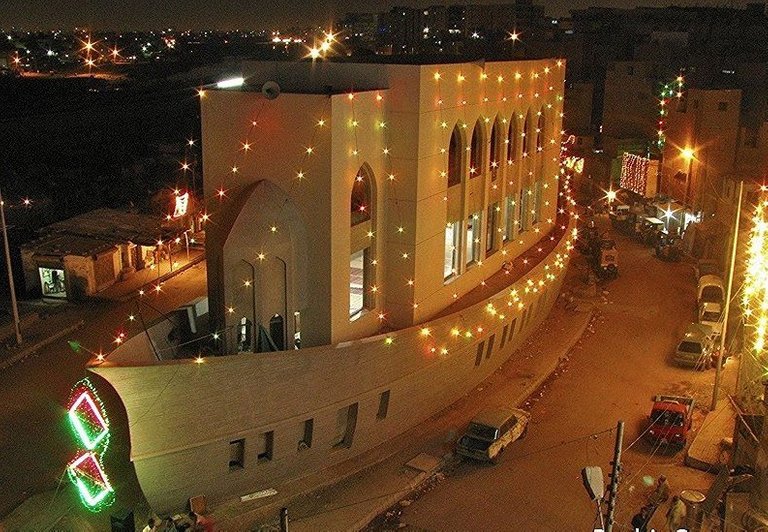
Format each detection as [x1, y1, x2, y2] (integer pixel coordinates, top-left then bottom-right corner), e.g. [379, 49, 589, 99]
[456, 407, 530, 463]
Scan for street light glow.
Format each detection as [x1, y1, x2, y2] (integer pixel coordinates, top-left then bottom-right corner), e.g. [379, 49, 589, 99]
[680, 147, 695, 161]
[216, 76, 245, 89]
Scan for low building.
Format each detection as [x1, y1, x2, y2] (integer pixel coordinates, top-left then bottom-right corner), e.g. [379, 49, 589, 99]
[21, 208, 186, 300]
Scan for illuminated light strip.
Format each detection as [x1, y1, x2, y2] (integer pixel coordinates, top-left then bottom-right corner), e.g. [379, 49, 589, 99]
[67, 452, 113, 507]
[66, 378, 114, 511]
[68, 387, 110, 450]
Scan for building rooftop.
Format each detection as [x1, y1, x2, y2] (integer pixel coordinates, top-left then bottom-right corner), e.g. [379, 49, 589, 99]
[24, 208, 183, 257]
[43, 208, 180, 246]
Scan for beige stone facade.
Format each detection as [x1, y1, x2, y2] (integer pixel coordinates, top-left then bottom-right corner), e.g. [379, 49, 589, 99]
[201, 59, 565, 351]
[92, 58, 570, 513]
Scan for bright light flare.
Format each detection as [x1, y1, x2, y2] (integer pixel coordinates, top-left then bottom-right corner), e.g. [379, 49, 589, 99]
[680, 147, 696, 161]
[743, 197, 768, 368]
[216, 76, 245, 89]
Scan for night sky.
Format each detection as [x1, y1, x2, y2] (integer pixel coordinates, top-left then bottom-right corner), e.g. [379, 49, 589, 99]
[0, 0, 758, 30]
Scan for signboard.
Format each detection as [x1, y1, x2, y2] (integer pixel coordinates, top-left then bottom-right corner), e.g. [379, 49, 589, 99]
[173, 192, 190, 218]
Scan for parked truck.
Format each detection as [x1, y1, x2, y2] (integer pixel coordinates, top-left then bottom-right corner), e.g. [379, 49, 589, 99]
[647, 395, 695, 448]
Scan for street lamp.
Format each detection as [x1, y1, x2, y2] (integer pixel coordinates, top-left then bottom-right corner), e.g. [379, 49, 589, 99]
[680, 146, 696, 209]
[0, 187, 22, 345]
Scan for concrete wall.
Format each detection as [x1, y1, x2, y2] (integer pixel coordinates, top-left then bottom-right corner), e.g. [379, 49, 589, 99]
[93, 218, 575, 513]
[661, 89, 741, 214]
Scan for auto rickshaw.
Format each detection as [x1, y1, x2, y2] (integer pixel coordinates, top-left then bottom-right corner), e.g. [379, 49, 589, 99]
[637, 217, 665, 246]
[655, 233, 682, 262]
[592, 238, 618, 280]
[609, 204, 631, 231]
[577, 222, 600, 255]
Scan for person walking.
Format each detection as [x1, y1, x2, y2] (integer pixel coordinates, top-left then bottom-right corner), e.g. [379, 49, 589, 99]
[666, 495, 687, 532]
[631, 505, 652, 532]
[649, 475, 671, 507]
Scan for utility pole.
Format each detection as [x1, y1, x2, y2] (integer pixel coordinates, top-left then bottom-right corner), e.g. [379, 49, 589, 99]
[712, 180, 743, 411]
[0, 187, 22, 346]
[605, 420, 624, 532]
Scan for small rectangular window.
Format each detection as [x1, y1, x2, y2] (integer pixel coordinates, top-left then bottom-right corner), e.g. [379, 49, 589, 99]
[486, 203, 498, 254]
[504, 196, 515, 241]
[444, 221, 461, 280]
[350, 250, 365, 319]
[466, 212, 482, 266]
[377, 390, 391, 419]
[486, 334, 495, 359]
[475, 341, 485, 366]
[299, 419, 313, 450]
[257, 431, 274, 462]
[334, 403, 358, 448]
[509, 319, 517, 341]
[500, 324, 509, 348]
[229, 439, 245, 470]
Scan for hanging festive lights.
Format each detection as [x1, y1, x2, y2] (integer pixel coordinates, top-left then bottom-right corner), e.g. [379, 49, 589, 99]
[66, 379, 114, 511]
[656, 73, 685, 150]
[99, 60, 571, 372]
[742, 194, 768, 361]
[619, 153, 650, 196]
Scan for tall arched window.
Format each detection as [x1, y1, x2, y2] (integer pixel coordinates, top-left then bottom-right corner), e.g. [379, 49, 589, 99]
[522, 111, 531, 155]
[350, 165, 376, 320]
[448, 126, 462, 187]
[507, 117, 518, 164]
[536, 112, 545, 151]
[469, 120, 484, 178]
[490, 117, 502, 181]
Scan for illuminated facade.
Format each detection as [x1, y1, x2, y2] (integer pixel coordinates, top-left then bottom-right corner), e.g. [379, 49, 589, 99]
[93, 58, 571, 513]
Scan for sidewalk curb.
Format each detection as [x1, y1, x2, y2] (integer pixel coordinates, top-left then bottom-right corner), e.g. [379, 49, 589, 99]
[347, 469, 432, 532]
[0, 320, 85, 371]
[106, 254, 205, 303]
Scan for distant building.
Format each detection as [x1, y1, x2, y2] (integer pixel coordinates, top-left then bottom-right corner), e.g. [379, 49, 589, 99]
[660, 88, 741, 216]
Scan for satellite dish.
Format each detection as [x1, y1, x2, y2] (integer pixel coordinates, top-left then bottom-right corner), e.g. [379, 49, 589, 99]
[262, 81, 281, 100]
[581, 466, 605, 501]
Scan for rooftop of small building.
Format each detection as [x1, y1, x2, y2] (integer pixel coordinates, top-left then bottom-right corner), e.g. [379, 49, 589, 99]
[24, 208, 184, 257]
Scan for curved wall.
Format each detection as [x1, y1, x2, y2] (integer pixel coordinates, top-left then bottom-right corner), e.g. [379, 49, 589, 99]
[93, 219, 574, 513]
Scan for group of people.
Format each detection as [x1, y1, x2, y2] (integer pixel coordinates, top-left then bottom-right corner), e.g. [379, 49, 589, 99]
[142, 511, 214, 532]
[630, 476, 689, 532]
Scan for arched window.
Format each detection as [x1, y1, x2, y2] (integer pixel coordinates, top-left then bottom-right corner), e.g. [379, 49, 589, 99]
[448, 126, 462, 187]
[351, 171, 372, 226]
[536, 112, 545, 151]
[269, 314, 285, 351]
[522, 111, 531, 155]
[469, 120, 484, 178]
[507, 117, 518, 164]
[490, 118, 502, 180]
[350, 164, 376, 320]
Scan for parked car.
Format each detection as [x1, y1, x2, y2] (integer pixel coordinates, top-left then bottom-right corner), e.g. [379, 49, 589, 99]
[698, 301, 723, 338]
[695, 258, 721, 281]
[647, 395, 695, 448]
[698, 274, 724, 308]
[673, 323, 719, 370]
[456, 407, 530, 463]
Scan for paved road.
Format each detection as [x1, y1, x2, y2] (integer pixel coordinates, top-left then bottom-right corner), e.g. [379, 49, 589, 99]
[394, 219, 735, 531]
[0, 262, 207, 519]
